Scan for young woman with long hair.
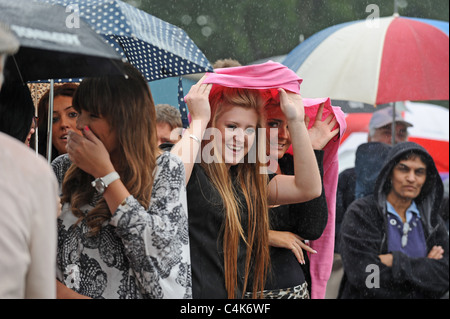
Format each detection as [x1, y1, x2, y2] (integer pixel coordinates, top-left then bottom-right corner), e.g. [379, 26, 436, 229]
[52, 64, 191, 299]
[258, 95, 339, 299]
[172, 62, 322, 299]
[36, 83, 82, 161]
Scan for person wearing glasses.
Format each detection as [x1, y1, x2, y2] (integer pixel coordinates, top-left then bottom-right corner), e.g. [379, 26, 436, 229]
[367, 106, 412, 145]
[338, 142, 449, 299]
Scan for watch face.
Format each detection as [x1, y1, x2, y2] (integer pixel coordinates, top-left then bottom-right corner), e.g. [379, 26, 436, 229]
[91, 172, 119, 194]
[94, 179, 106, 194]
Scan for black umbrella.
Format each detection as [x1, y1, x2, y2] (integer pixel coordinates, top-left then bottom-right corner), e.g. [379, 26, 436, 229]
[0, 0, 127, 162]
[0, 0, 125, 82]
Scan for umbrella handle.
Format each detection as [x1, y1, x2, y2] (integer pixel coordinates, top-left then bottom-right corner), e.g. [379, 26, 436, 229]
[46, 79, 54, 164]
[392, 102, 396, 146]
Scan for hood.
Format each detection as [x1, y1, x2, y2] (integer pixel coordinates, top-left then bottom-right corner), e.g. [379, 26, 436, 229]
[355, 142, 392, 199]
[374, 142, 444, 222]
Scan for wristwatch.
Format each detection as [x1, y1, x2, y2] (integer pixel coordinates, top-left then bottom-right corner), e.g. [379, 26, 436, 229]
[91, 172, 120, 194]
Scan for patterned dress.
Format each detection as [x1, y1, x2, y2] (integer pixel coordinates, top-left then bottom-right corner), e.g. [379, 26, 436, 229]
[52, 152, 192, 299]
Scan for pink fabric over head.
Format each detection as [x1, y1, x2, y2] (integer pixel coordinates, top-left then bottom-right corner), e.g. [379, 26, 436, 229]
[204, 61, 303, 94]
[192, 61, 347, 299]
[287, 97, 347, 299]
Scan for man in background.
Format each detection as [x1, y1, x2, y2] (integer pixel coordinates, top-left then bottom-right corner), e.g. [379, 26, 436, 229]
[155, 103, 183, 146]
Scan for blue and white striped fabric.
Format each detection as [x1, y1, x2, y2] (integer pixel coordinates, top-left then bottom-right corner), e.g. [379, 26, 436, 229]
[39, 0, 213, 81]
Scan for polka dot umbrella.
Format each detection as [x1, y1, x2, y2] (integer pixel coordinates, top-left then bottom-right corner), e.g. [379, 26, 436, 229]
[39, 0, 213, 81]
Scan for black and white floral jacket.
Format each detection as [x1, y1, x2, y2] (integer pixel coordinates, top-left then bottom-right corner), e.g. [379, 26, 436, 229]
[52, 152, 192, 299]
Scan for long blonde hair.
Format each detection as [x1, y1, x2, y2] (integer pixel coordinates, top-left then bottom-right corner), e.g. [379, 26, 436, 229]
[202, 86, 270, 299]
[61, 64, 159, 235]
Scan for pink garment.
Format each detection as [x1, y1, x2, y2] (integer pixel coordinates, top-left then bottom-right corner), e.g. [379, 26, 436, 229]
[198, 61, 347, 299]
[204, 61, 303, 94]
[286, 98, 347, 299]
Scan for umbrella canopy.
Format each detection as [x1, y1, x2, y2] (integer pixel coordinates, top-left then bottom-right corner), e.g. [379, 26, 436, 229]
[338, 102, 449, 176]
[0, 0, 125, 83]
[283, 16, 449, 105]
[39, 0, 213, 81]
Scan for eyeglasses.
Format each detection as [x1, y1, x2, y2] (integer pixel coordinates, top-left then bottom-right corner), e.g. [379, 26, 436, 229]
[378, 128, 408, 140]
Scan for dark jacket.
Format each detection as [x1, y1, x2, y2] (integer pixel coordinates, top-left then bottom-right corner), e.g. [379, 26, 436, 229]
[338, 142, 449, 299]
[335, 142, 391, 252]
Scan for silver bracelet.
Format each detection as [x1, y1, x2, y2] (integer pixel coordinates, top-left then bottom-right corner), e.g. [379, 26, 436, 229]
[189, 134, 201, 144]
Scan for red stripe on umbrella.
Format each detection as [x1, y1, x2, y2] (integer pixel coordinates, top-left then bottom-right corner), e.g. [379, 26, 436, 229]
[378, 18, 450, 104]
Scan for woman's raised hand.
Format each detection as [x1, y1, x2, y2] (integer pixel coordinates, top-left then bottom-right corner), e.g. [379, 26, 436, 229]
[184, 74, 213, 125]
[305, 103, 340, 150]
[278, 88, 305, 123]
[172, 74, 213, 185]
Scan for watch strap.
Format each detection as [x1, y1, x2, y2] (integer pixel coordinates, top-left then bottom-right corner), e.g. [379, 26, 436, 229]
[100, 172, 120, 187]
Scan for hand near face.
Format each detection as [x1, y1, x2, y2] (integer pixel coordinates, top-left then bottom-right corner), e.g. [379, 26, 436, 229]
[278, 88, 305, 123]
[66, 126, 115, 178]
[184, 75, 212, 124]
[305, 103, 340, 150]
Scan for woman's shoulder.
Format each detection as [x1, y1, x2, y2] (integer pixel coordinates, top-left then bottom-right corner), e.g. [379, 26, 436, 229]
[157, 151, 184, 167]
[155, 151, 186, 180]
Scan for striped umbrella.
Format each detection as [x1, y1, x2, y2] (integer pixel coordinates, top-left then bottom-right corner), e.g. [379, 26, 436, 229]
[339, 102, 449, 177]
[283, 15, 449, 106]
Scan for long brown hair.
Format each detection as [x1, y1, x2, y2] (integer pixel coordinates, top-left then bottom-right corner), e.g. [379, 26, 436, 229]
[61, 64, 159, 235]
[202, 86, 270, 299]
[36, 83, 78, 160]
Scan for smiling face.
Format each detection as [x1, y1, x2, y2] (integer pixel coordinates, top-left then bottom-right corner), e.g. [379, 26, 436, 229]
[52, 95, 82, 154]
[214, 105, 258, 166]
[265, 105, 291, 159]
[389, 156, 427, 201]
